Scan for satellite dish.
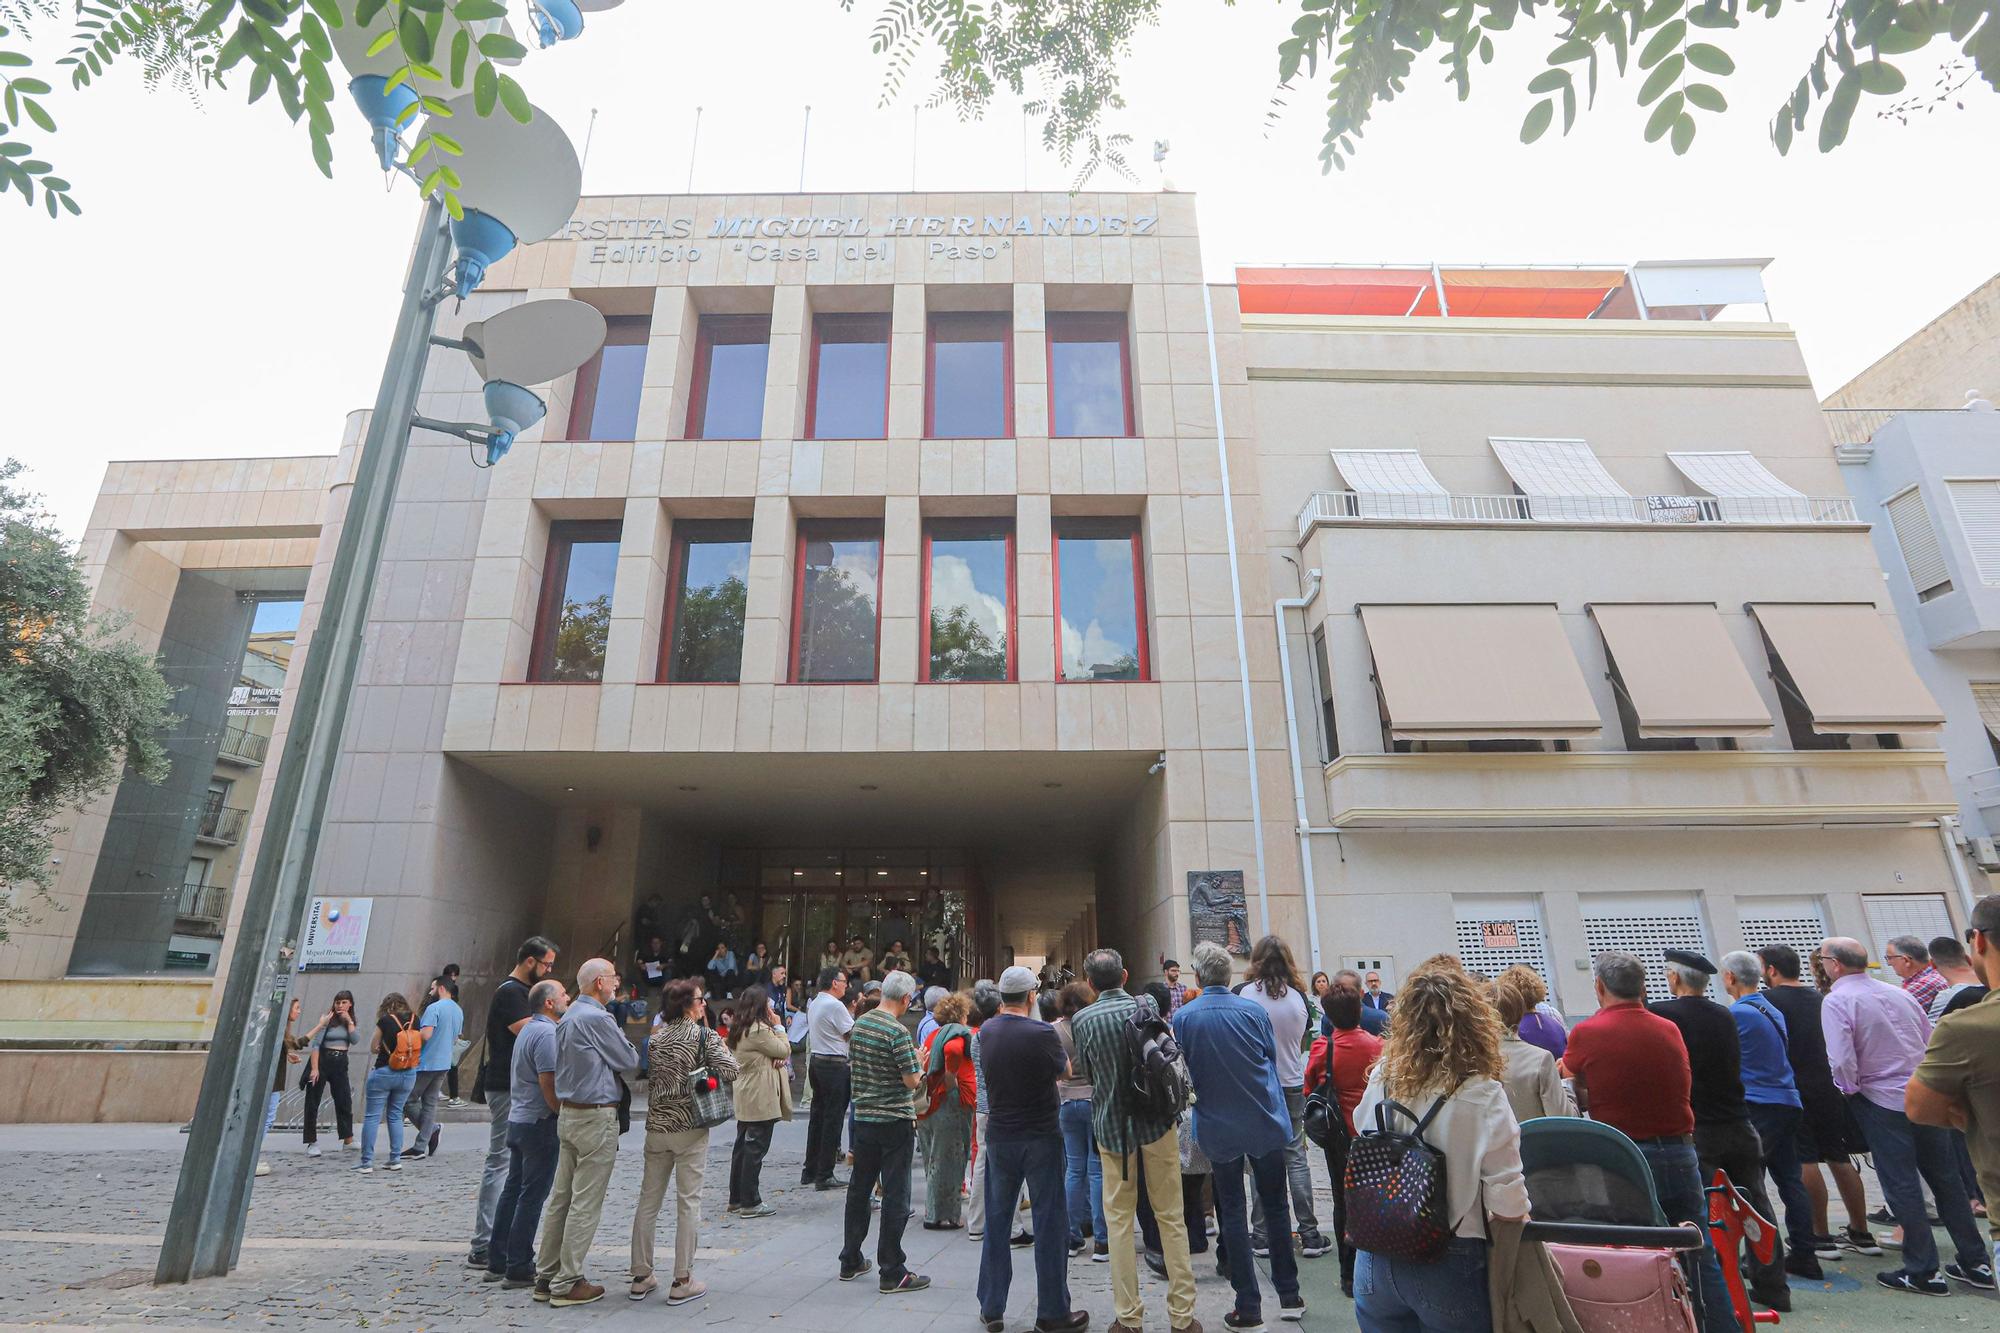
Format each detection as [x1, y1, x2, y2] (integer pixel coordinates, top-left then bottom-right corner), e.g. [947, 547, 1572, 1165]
[463, 299, 607, 387]
[575, 0, 628, 9]
[441, 93, 582, 292]
[329, 8, 419, 169]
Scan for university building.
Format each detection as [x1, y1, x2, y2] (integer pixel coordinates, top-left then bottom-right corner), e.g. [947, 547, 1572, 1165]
[1, 191, 1972, 1119]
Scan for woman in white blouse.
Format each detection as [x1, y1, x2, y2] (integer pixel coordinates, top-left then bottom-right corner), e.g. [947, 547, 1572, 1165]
[1491, 966, 1575, 1125]
[1352, 958, 1530, 1333]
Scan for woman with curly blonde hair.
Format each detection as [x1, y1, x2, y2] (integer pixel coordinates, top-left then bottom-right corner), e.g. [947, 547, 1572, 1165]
[1351, 960, 1529, 1333]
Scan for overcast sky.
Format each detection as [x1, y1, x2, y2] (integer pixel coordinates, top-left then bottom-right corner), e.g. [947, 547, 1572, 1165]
[5, 2, 1997, 538]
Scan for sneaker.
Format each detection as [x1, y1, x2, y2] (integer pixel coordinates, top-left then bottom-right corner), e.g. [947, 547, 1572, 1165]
[466, 1250, 487, 1268]
[501, 1275, 535, 1290]
[815, 1176, 848, 1191]
[481, 1270, 505, 1284]
[1278, 1294, 1306, 1322]
[628, 1275, 657, 1302]
[428, 1126, 442, 1156]
[341, 1140, 354, 1151]
[1785, 1253, 1824, 1281]
[839, 1258, 874, 1282]
[1945, 1262, 1996, 1290]
[400, 1147, 426, 1160]
[1840, 1228, 1884, 1257]
[981, 1316, 1006, 1333]
[666, 1277, 706, 1305]
[1868, 1207, 1896, 1225]
[531, 1278, 551, 1302]
[1298, 1232, 1332, 1258]
[445, 1097, 466, 1108]
[306, 1144, 321, 1158]
[1069, 1238, 1089, 1259]
[1011, 1229, 1035, 1247]
[1222, 1312, 1264, 1333]
[1093, 1240, 1110, 1262]
[1250, 1240, 1271, 1258]
[739, 1203, 776, 1218]
[254, 1160, 270, 1177]
[1813, 1234, 1844, 1261]
[353, 1164, 373, 1173]
[1036, 1313, 1089, 1332]
[880, 1271, 930, 1293]
[968, 1230, 984, 1242]
[384, 1162, 402, 1172]
[1875, 1270, 1950, 1296]
[551, 1279, 606, 1307]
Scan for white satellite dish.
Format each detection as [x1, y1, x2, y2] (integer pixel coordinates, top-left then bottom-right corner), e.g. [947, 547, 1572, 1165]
[443, 93, 582, 246]
[327, 8, 405, 80]
[463, 299, 607, 387]
[575, 0, 627, 10]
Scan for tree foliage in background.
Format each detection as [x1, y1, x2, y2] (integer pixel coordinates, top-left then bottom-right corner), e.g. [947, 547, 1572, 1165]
[666, 575, 748, 683]
[927, 604, 1007, 681]
[0, 459, 175, 944]
[6, 0, 1997, 217]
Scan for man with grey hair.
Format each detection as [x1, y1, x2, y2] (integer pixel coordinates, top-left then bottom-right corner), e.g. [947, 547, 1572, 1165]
[839, 969, 930, 1293]
[1718, 950, 1817, 1281]
[1883, 935, 1947, 1015]
[535, 958, 638, 1307]
[1332, 969, 1386, 1036]
[916, 985, 950, 1048]
[1819, 936, 1990, 1295]
[1562, 953, 1734, 1330]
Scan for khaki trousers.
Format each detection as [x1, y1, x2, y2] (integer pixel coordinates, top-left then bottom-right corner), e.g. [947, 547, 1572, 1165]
[630, 1125, 709, 1283]
[535, 1106, 620, 1292]
[1101, 1128, 1196, 1329]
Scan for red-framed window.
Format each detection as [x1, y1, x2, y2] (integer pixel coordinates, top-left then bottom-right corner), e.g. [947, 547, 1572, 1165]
[528, 519, 623, 682]
[1046, 311, 1134, 438]
[1052, 518, 1148, 682]
[565, 315, 650, 441]
[791, 519, 884, 683]
[922, 519, 1015, 682]
[806, 313, 891, 440]
[685, 315, 771, 441]
[925, 311, 1012, 439]
[658, 519, 752, 683]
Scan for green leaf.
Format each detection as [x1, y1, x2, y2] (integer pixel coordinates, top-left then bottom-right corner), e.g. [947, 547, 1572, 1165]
[1644, 90, 1684, 142]
[1819, 71, 1860, 152]
[59, 192, 78, 214]
[476, 32, 526, 61]
[1526, 69, 1569, 95]
[1685, 43, 1733, 76]
[399, 9, 433, 62]
[9, 76, 50, 96]
[1638, 19, 1685, 70]
[356, 0, 387, 26]
[430, 131, 462, 154]
[408, 136, 433, 164]
[22, 97, 53, 132]
[1686, 1, 1739, 29]
[1773, 114, 1794, 155]
[473, 57, 496, 116]
[453, 0, 506, 18]
[450, 27, 468, 85]
[1685, 82, 1725, 112]
[1856, 60, 1906, 94]
[1670, 113, 1695, 154]
[305, 0, 343, 29]
[0, 142, 28, 157]
[40, 175, 67, 190]
[1547, 39, 1592, 64]
[1638, 52, 1683, 105]
[1520, 98, 1554, 142]
[495, 70, 529, 123]
[364, 26, 396, 57]
[442, 188, 463, 222]
[1561, 80, 1576, 132]
[0, 51, 30, 67]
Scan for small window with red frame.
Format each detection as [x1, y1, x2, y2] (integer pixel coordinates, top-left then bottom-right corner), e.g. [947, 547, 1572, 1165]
[1047, 311, 1132, 438]
[923, 520, 1014, 681]
[687, 315, 770, 440]
[660, 520, 752, 682]
[530, 520, 623, 682]
[566, 316, 649, 441]
[1053, 518, 1147, 682]
[807, 313, 891, 440]
[792, 520, 883, 682]
[926, 311, 1012, 439]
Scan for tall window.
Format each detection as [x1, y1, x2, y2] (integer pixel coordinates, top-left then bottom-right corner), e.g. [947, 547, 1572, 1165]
[660, 520, 751, 682]
[530, 520, 621, 682]
[687, 315, 770, 440]
[927, 312, 1011, 438]
[1053, 519, 1147, 682]
[566, 315, 649, 441]
[792, 521, 883, 682]
[924, 520, 1014, 681]
[1311, 625, 1339, 761]
[1047, 311, 1132, 438]
[807, 313, 891, 439]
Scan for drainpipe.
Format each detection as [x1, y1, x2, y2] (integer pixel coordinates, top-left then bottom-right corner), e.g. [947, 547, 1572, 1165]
[1936, 815, 1980, 920]
[1201, 283, 1270, 943]
[1274, 569, 1329, 975]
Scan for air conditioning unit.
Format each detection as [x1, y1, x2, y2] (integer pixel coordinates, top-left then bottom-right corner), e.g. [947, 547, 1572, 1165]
[1972, 837, 2000, 872]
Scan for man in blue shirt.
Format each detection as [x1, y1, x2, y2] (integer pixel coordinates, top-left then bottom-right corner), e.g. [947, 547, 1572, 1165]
[403, 975, 463, 1160]
[1721, 950, 1818, 1281]
[1172, 941, 1305, 1329]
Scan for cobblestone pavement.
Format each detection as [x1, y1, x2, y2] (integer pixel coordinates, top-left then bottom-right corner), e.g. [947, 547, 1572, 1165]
[0, 1119, 1986, 1330]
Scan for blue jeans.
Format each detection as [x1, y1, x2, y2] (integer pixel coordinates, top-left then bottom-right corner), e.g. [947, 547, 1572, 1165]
[1059, 1099, 1106, 1244]
[1744, 1102, 1814, 1258]
[1847, 1094, 1987, 1277]
[1213, 1146, 1301, 1320]
[977, 1134, 1073, 1323]
[359, 1065, 415, 1167]
[1355, 1236, 1490, 1333]
[1637, 1138, 1735, 1333]
[487, 1116, 559, 1280]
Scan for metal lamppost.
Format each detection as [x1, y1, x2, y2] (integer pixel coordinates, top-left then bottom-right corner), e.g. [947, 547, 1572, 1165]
[153, 7, 614, 1283]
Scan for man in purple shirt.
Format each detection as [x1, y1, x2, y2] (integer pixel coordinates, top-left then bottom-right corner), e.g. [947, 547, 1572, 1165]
[1818, 937, 1988, 1297]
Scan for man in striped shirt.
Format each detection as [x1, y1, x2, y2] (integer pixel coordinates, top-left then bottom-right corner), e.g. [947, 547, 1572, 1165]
[838, 970, 930, 1294]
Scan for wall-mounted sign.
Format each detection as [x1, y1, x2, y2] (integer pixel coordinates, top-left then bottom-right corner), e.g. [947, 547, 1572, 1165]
[227, 684, 283, 715]
[557, 210, 1161, 268]
[1188, 870, 1250, 958]
[1480, 921, 1521, 950]
[300, 897, 372, 972]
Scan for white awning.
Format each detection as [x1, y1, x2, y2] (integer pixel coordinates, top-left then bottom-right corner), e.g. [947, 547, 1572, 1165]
[1329, 449, 1453, 519]
[1489, 436, 1634, 523]
[1632, 260, 1770, 315]
[1359, 604, 1603, 740]
[1749, 603, 1945, 734]
[1668, 451, 1821, 524]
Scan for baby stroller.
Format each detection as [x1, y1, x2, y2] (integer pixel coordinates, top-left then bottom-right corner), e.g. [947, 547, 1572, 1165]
[1518, 1118, 1711, 1333]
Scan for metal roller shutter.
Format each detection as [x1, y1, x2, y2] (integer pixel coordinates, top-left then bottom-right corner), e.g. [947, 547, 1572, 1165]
[1949, 480, 2000, 585]
[1884, 487, 1950, 599]
[1580, 892, 1713, 1003]
[1453, 896, 1553, 986]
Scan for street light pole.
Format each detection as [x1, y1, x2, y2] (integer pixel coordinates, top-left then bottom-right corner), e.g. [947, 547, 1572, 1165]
[156, 196, 454, 1283]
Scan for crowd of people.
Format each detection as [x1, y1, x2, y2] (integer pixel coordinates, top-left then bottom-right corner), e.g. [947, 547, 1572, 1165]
[255, 898, 2000, 1330]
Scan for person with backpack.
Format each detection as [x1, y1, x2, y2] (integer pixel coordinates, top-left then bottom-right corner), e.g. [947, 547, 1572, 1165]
[918, 990, 977, 1230]
[1347, 959, 1529, 1333]
[1174, 941, 1306, 1330]
[401, 975, 462, 1161]
[1070, 948, 1199, 1333]
[357, 992, 420, 1172]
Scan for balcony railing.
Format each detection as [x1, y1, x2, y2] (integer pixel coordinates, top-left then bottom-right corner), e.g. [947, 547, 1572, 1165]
[1966, 766, 2000, 818]
[1297, 490, 1859, 540]
[217, 722, 269, 765]
[176, 879, 231, 926]
[196, 802, 249, 845]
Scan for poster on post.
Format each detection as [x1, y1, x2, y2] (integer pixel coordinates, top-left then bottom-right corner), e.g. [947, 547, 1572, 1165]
[300, 897, 372, 971]
[1187, 870, 1250, 957]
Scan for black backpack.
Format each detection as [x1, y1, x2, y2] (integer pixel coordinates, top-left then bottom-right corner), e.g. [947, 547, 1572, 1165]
[1343, 1092, 1456, 1262]
[1120, 1001, 1189, 1125]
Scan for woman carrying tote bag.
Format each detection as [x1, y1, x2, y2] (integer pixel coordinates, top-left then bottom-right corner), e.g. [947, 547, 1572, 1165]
[631, 979, 738, 1306]
[1348, 958, 1530, 1333]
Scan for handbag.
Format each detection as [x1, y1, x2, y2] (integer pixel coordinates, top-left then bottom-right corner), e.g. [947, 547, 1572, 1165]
[685, 1065, 734, 1129]
[1342, 1089, 1456, 1262]
[1303, 1039, 1343, 1150]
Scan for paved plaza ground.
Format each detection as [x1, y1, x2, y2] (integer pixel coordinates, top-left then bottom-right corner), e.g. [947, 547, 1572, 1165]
[0, 1116, 1989, 1330]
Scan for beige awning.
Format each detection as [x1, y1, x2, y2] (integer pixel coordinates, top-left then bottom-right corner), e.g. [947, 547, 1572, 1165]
[1589, 603, 1774, 738]
[1749, 603, 1944, 733]
[1359, 604, 1603, 740]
